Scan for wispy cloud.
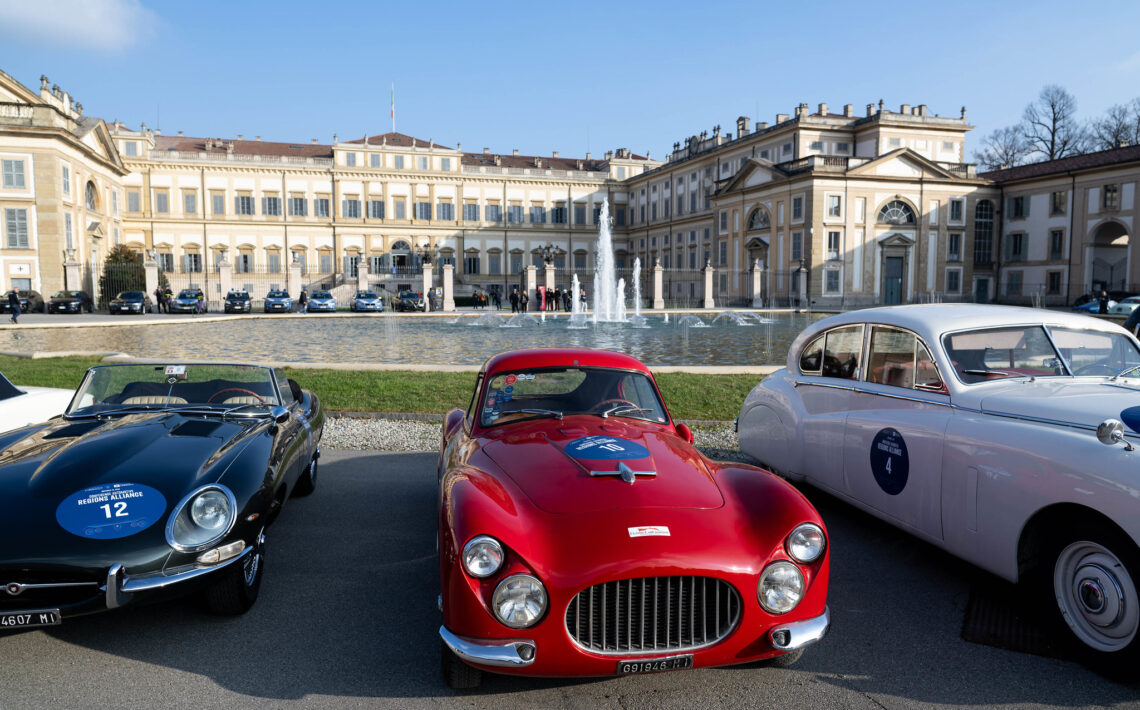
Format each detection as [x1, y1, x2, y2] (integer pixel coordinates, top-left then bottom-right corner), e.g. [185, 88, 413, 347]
[0, 0, 158, 52]
[1115, 48, 1140, 74]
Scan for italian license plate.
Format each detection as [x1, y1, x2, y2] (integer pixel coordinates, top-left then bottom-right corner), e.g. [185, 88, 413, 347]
[616, 654, 693, 674]
[0, 609, 61, 629]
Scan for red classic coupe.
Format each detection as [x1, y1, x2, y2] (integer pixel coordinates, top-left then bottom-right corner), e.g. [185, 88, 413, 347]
[437, 348, 830, 689]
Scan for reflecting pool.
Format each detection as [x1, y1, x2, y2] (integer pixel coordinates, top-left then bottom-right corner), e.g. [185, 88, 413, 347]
[8, 311, 828, 367]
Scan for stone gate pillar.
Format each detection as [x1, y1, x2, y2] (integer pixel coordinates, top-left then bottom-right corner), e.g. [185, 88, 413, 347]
[421, 261, 433, 312]
[218, 256, 232, 300]
[703, 261, 716, 309]
[652, 259, 664, 310]
[144, 254, 158, 310]
[751, 259, 765, 308]
[63, 251, 81, 291]
[442, 263, 456, 312]
[525, 264, 537, 310]
[797, 263, 808, 308]
[288, 257, 302, 297]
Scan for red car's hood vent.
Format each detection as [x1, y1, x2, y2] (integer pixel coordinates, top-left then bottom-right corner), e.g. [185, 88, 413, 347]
[482, 419, 724, 514]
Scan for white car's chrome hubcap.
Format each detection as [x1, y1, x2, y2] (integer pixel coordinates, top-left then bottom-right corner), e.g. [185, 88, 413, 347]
[1054, 541, 1138, 652]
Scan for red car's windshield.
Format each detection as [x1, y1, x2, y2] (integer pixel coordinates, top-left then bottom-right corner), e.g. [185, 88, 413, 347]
[478, 367, 667, 427]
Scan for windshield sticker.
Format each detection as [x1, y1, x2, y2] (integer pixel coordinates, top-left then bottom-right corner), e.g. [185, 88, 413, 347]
[870, 428, 909, 496]
[628, 525, 670, 538]
[56, 482, 167, 539]
[567, 436, 651, 460]
[504, 385, 514, 394]
[504, 374, 517, 385]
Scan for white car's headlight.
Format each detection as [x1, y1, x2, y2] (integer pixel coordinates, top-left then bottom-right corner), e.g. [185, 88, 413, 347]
[462, 535, 504, 578]
[166, 484, 237, 551]
[492, 574, 547, 628]
[758, 562, 804, 614]
[786, 523, 826, 563]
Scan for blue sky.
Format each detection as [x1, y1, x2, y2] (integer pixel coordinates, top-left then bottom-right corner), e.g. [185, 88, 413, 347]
[2, 0, 1139, 161]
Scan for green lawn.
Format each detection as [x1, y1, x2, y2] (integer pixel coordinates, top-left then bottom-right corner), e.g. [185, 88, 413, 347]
[0, 355, 760, 421]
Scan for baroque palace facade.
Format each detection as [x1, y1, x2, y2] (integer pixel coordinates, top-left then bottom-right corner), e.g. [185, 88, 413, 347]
[2, 67, 1138, 308]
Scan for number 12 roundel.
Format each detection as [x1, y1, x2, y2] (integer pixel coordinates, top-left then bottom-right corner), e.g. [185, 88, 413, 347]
[869, 428, 909, 496]
[56, 482, 167, 539]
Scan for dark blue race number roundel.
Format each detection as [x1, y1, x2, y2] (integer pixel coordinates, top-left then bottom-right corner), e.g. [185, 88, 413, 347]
[1121, 406, 1140, 434]
[566, 436, 650, 460]
[869, 428, 909, 496]
[56, 482, 167, 539]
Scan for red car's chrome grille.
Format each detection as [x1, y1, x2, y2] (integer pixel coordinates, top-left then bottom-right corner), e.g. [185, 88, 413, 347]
[565, 576, 741, 655]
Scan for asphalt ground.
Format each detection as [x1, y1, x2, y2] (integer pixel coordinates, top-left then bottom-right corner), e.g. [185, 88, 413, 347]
[0, 450, 1136, 709]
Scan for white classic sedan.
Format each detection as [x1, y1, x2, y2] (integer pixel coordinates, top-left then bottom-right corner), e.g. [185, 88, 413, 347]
[737, 304, 1140, 667]
[0, 370, 73, 433]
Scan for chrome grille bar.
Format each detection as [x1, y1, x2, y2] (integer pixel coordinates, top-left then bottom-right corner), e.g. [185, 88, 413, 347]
[565, 576, 741, 655]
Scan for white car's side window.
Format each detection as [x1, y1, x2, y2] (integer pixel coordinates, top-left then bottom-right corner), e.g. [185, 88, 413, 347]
[865, 327, 946, 392]
[821, 325, 863, 380]
[799, 335, 824, 375]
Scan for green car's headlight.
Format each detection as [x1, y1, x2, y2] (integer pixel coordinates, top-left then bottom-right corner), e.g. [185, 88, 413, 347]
[166, 484, 237, 551]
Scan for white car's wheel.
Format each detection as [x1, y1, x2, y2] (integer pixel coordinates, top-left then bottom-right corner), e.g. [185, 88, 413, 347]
[1049, 523, 1140, 665]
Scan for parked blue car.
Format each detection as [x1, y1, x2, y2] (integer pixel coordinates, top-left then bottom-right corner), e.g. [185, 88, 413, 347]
[263, 290, 293, 313]
[306, 290, 337, 313]
[350, 290, 383, 312]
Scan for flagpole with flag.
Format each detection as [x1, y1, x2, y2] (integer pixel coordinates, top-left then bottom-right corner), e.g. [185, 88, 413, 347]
[391, 83, 395, 133]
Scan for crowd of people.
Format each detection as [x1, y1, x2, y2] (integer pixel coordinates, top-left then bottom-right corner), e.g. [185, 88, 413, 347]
[505, 286, 584, 313]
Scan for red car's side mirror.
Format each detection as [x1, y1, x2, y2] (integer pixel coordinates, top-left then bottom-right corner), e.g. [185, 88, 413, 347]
[444, 409, 466, 439]
[676, 422, 694, 444]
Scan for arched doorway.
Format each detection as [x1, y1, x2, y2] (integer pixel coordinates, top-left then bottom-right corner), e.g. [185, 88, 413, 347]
[1089, 221, 1129, 292]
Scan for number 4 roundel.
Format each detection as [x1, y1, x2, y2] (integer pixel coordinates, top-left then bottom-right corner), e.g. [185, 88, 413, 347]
[870, 428, 909, 496]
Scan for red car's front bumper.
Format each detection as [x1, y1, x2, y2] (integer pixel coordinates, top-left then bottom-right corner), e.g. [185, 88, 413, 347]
[439, 602, 830, 677]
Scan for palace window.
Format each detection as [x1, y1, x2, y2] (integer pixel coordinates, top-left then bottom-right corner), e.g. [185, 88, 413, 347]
[289, 197, 306, 216]
[825, 270, 840, 292]
[5, 208, 28, 248]
[1104, 184, 1120, 210]
[828, 195, 841, 218]
[949, 199, 963, 222]
[345, 153, 356, 167]
[392, 199, 406, 219]
[1051, 191, 1066, 215]
[1050, 230, 1064, 260]
[1010, 195, 1028, 218]
[486, 203, 502, 222]
[575, 205, 586, 224]
[1047, 271, 1062, 294]
[314, 198, 330, 218]
[368, 200, 385, 219]
[415, 202, 432, 220]
[85, 181, 97, 210]
[877, 200, 915, 225]
[792, 232, 802, 261]
[463, 203, 480, 221]
[529, 205, 546, 223]
[507, 204, 522, 223]
[370, 154, 381, 168]
[127, 190, 141, 213]
[184, 191, 197, 215]
[394, 155, 404, 169]
[418, 157, 428, 170]
[827, 231, 840, 260]
[62, 164, 71, 196]
[551, 205, 566, 224]
[437, 202, 454, 220]
[792, 197, 803, 220]
[1006, 233, 1026, 262]
[235, 195, 254, 215]
[947, 270, 960, 292]
[948, 233, 961, 262]
[262, 196, 281, 216]
[974, 200, 994, 264]
[154, 191, 169, 214]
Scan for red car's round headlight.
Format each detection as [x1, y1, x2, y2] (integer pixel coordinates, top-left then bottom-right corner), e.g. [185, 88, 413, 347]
[492, 574, 547, 628]
[786, 523, 826, 563]
[462, 535, 504, 578]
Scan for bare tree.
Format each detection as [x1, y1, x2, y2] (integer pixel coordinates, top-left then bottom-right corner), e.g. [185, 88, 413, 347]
[1089, 99, 1140, 151]
[974, 126, 1032, 170]
[1022, 85, 1087, 161]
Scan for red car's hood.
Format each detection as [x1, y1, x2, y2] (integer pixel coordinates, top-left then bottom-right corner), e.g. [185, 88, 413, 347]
[481, 417, 724, 514]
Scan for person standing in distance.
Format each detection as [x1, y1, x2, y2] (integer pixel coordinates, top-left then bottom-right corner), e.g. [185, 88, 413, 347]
[7, 289, 20, 324]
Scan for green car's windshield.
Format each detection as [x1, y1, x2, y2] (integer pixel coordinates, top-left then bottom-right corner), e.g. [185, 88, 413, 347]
[67, 364, 281, 415]
[478, 367, 668, 427]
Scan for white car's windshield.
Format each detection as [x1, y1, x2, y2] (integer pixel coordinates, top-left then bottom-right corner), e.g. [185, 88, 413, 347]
[943, 325, 1140, 383]
[479, 367, 668, 427]
[67, 364, 280, 415]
